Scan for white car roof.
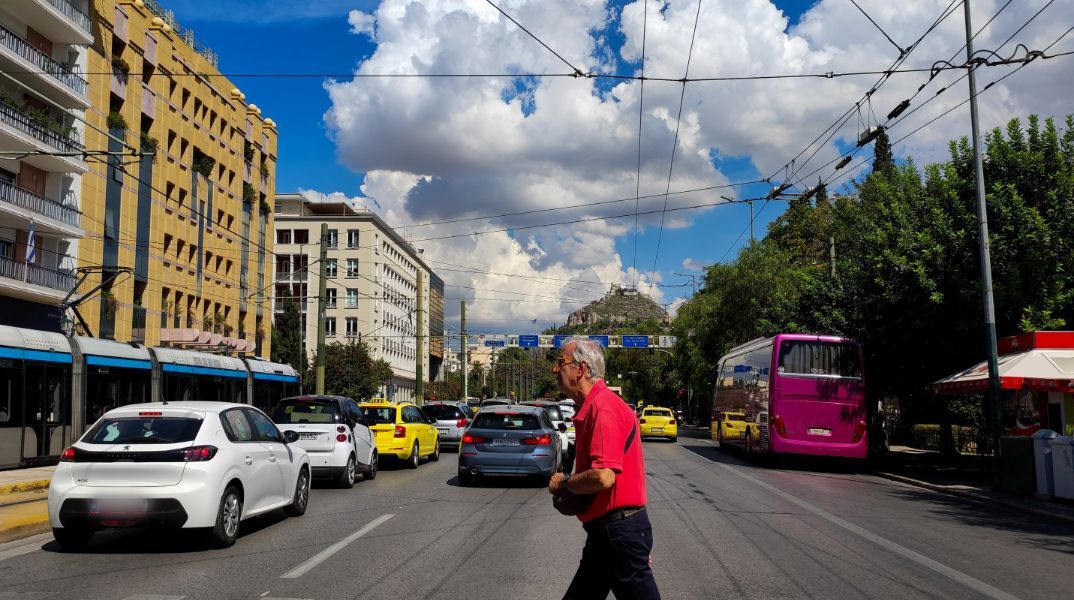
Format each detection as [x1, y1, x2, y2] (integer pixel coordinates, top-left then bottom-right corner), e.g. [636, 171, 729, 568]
[107, 401, 249, 415]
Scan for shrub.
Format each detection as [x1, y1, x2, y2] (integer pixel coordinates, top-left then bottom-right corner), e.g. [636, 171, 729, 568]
[242, 182, 256, 204]
[140, 131, 158, 152]
[111, 55, 130, 73]
[243, 141, 255, 161]
[192, 154, 215, 178]
[107, 110, 128, 131]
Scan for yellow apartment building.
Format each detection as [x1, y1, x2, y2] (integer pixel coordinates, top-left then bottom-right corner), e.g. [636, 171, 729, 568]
[79, 0, 276, 357]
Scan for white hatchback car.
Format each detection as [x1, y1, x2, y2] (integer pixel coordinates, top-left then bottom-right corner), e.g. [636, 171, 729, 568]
[48, 402, 310, 550]
[270, 395, 376, 488]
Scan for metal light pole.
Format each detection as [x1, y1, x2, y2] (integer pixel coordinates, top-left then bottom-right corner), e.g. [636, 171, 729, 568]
[461, 301, 468, 400]
[415, 270, 424, 405]
[314, 223, 328, 394]
[963, 0, 1004, 482]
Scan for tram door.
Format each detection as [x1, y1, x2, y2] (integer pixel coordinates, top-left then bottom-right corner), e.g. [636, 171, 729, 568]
[0, 360, 22, 468]
[23, 363, 69, 461]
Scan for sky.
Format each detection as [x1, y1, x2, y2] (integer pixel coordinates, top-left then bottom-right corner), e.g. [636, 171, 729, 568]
[166, 0, 1074, 339]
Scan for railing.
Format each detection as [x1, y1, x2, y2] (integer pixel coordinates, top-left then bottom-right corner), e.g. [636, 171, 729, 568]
[44, 0, 92, 34]
[274, 270, 307, 282]
[0, 24, 88, 96]
[0, 255, 75, 292]
[0, 179, 80, 227]
[140, 0, 218, 67]
[0, 97, 83, 153]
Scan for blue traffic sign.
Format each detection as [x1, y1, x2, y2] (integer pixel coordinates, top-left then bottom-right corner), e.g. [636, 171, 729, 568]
[484, 340, 506, 347]
[622, 335, 649, 348]
[518, 335, 539, 348]
[588, 335, 609, 347]
[553, 335, 571, 348]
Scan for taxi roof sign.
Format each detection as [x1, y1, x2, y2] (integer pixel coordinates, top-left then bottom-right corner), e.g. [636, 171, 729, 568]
[365, 397, 388, 404]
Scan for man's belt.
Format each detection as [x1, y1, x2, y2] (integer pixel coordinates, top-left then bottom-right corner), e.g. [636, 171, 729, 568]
[583, 506, 645, 532]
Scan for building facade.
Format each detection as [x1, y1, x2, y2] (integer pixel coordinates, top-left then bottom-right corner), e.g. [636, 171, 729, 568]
[77, 0, 275, 357]
[273, 194, 441, 403]
[0, 0, 91, 332]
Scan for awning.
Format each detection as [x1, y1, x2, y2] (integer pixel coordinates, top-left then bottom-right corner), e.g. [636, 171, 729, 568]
[930, 349, 1074, 395]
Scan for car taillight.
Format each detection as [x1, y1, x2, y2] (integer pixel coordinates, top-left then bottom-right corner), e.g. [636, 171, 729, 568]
[336, 434, 348, 442]
[394, 425, 406, 438]
[337, 425, 347, 433]
[639, 418, 646, 424]
[60, 447, 77, 462]
[669, 419, 676, 425]
[852, 420, 868, 443]
[772, 415, 787, 438]
[462, 433, 487, 444]
[456, 418, 469, 428]
[139, 411, 163, 417]
[522, 434, 552, 445]
[182, 445, 217, 462]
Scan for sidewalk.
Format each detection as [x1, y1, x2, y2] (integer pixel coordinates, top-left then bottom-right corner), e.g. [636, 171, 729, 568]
[0, 466, 54, 543]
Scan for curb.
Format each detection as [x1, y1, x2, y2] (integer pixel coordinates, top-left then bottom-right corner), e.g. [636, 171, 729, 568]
[0, 501, 50, 544]
[875, 471, 1074, 525]
[0, 479, 51, 496]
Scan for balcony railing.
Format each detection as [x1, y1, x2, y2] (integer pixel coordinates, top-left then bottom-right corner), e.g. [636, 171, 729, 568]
[274, 270, 307, 282]
[44, 0, 92, 34]
[0, 179, 80, 227]
[0, 97, 83, 153]
[0, 24, 88, 96]
[0, 255, 75, 292]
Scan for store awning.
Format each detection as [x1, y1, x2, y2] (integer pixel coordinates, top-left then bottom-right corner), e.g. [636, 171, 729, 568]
[930, 348, 1074, 395]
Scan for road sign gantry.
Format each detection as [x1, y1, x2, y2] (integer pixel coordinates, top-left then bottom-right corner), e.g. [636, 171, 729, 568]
[480, 334, 676, 348]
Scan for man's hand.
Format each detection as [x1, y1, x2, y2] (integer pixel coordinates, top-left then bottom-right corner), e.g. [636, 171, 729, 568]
[548, 472, 567, 494]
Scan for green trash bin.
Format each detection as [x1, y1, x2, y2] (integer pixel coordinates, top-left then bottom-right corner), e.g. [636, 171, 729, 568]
[999, 436, 1036, 495]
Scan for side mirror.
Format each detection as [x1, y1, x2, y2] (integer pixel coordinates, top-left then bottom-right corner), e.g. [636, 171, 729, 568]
[283, 430, 299, 444]
[558, 423, 568, 433]
[428, 417, 437, 425]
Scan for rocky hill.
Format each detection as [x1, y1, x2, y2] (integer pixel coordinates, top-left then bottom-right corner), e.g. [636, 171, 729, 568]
[564, 285, 668, 331]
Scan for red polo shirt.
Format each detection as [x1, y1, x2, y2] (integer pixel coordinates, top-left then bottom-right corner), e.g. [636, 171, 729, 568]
[572, 379, 646, 523]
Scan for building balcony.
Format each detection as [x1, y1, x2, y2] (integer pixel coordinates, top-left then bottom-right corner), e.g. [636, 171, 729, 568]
[274, 270, 308, 282]
[0, 254, 75, 304]
[0, 24, 88, 108]
[18, 0, 93, 45]
[0, 179, 82, 237]
[0, 98, 86, 173]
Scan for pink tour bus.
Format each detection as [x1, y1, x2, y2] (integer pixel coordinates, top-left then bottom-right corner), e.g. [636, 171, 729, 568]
[712, 334, 868, 460]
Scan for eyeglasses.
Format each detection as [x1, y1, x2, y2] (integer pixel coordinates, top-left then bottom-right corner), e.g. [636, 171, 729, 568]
[554, 356, 580, 369]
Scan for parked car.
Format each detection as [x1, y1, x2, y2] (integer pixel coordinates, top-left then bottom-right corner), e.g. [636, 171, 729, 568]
[457, 405, 563, 486]
[465, 397, 483, 414]
[271, 395, 377, 488]
[422, 402, 473, 449]
[479, 398, 512, 411]
[521, 401, 571, 460]
[48, 402, 310, 550]
[359, 398, 440, 468]
[640, 406, 678, 442]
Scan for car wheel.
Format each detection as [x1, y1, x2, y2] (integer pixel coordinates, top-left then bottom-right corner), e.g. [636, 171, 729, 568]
[717, 425, 724, 447]
[52, 527, 93, 551]
[364, 450, 378, 480]
[429, 438, 440, 462]
[407, 441, 420, 469]
[285, 468, 310, 517]
[670, 436, 678, 443]
[208, 484, 243, 548]
[337, 455, 356, 489]
[459, 472, 474, 487]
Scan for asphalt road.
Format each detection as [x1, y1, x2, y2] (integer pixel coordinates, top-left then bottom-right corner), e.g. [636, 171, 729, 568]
[0, 436, 1071, 600]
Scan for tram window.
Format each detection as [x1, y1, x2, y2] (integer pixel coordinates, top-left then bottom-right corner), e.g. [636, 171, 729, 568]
[0, 364, 19, 425]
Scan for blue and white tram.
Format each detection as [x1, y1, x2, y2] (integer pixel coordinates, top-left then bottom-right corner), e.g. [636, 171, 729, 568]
[0, 325, 302, 469]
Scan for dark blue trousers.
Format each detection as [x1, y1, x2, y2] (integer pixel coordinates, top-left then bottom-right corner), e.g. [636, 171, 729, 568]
[564, 508, 662, 600]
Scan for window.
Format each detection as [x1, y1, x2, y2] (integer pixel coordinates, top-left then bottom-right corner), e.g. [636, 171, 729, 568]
[326, 229, 338, 249]
[325, 288, 337, 308]
[276, 230, 291, 244]
[220, 409, 254, 442]
[347, 229, 359, 248]
[345, 317, 358, 337]
[325, 259, 337, 278]
[272, 399, 341, 424]
[346, 259, 359, 278]
[246, 409, 282, 443]
[293, 229, 309, 244]
[84, 417, 202, 444]
[346, 289, 358, 308]
[325, 317, 336, 337]
[777, 341, 862, 379]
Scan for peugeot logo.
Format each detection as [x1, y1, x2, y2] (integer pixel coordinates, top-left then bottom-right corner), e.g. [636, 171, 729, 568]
[123, 445, 130, 451]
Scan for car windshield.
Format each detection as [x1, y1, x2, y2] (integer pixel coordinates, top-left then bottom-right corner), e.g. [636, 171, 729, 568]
[422, 405, 463, 419]
[643, 409, 671, 417]
[361, 407, 397, 424]
[533, 405, 563, 421]
[84, 417, 202, 444]
[272, 400, 341, 424]
[472, 413, 541, 430]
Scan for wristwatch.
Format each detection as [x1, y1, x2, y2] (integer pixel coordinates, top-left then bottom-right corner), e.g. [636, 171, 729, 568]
[561, 472, 571, 490]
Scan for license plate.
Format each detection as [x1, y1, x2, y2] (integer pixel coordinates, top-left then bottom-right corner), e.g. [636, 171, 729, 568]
[300, 432, 319, 439]
[651, 427, 663, 433]
[808, 428, 832, 436]
[91, 498, 147, 516]
[490, 438, 519, 446]
[437, 428, 449, 434]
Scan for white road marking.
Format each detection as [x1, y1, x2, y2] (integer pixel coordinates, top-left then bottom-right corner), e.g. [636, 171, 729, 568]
[280, 514, 394, 579]
[0, 533, 51, 562]
[714, 463, 1021, 600]
[119, 595, 186, 600]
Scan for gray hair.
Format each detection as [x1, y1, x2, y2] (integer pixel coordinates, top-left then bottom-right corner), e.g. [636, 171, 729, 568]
[566, 336, 605, 380]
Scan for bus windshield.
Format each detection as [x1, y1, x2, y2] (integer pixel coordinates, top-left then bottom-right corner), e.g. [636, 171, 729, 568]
[777, 341, 862, 378]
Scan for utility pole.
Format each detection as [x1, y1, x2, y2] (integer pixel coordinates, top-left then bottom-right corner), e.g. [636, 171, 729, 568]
[491, 348, 497, 397]
[415, 270, 424, 405]
[964, 0, 1003, 484]
[749, 199, 755, 246]
[830, 236, 837, 278]
[461, 301, 468, 400]
[315, 223, 328, 394]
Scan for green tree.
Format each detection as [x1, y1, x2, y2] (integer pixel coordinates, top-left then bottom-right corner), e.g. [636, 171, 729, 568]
[873, 127, 895, 175]
[271, 300, 306, 372]
[307, 340, 393, 401]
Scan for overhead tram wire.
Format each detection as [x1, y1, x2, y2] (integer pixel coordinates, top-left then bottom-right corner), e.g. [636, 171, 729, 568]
[482, 0, 586, 77]
[630, 0, 650, 290]
[850, 0, 906, 55]
[645, 0, 704, 297]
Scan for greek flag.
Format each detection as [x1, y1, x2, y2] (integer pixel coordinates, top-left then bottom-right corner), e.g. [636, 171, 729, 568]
[26, 219, 36, 263]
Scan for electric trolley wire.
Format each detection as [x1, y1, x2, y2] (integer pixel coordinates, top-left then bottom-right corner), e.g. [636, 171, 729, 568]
[850, 0, 905, 55]
[483, 0, 586, 77]
[630, 0, 650, 290]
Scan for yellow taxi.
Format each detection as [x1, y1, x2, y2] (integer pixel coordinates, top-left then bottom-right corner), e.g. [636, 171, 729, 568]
[358, 398, 440, 468]
[639, 406, 678, 442]
[713, 410, 748, 445]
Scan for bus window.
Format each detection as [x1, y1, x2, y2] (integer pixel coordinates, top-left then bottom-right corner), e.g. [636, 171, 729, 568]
[777, 341, 862, 378]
